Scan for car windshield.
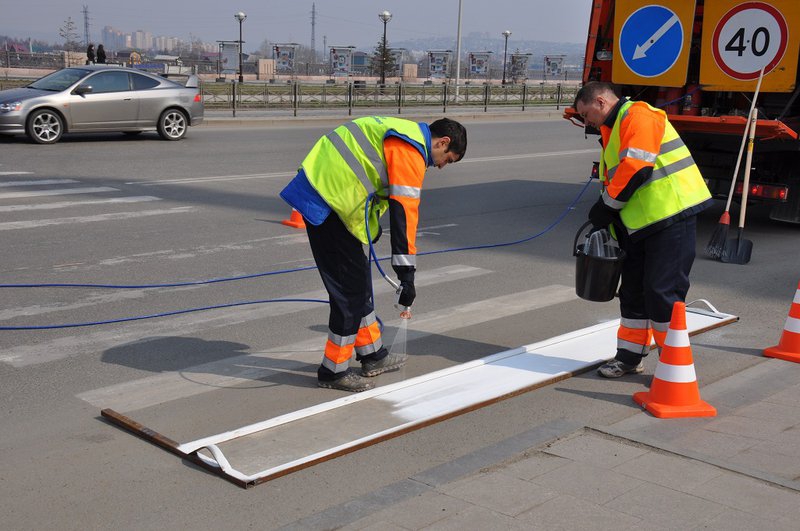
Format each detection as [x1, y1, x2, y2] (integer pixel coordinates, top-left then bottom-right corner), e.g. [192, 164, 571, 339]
[28, 68, 91, 91]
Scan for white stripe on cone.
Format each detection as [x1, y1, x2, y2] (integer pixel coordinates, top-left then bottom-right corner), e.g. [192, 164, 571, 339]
[784, 315, 800, 334]
[664, 328, 690, 348]
[654, 362, 698, 383]
[793, 290, 800, 305]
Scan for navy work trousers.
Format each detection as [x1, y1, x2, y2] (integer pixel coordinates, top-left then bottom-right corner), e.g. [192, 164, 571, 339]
[615, 216, 697, 365]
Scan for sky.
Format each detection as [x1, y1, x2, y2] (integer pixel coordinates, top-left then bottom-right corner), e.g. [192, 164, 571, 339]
[0, 0, 593, 50]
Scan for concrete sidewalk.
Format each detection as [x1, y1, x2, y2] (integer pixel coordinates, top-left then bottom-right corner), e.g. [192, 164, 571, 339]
[283, 358, 800, 530]
[199, 105, 570, 128]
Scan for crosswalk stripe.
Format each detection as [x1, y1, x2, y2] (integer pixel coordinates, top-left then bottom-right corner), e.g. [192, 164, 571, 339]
[0, 265, 490, 367]
[0, 187, 119, 200]
[0, 196, 161, 212]
[76, 285, 577, 411]
[0, 179, 79, 187]
[0, 171, 34, 176]
[462, 149, 597, 164]
[129, 171, 295, 186]
[0, 207, 194, 231]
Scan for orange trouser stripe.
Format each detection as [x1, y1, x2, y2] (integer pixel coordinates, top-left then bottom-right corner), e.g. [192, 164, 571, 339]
[355, 321, 382, 347]
[324, 340, 355, 364]
[618, 325, 652, 346]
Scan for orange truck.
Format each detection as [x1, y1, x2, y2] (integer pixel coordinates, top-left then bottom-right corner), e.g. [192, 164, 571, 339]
[566, 0, 800, 223]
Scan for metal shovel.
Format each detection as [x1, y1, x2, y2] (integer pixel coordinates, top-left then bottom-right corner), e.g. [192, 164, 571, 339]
[721, 106, 757, 264]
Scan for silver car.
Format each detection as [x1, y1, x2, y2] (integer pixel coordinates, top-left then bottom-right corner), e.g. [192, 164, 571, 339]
[0, 65, 204, 144]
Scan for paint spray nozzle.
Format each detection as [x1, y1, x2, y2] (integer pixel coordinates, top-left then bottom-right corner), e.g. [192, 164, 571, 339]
[394, 304, 412, 320]
[395, 286, 412, 319]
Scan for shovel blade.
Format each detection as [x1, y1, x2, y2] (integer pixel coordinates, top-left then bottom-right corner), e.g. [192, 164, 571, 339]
[720, 237, 753, 264]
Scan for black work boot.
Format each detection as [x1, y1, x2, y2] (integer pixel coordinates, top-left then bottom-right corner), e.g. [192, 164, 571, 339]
[361, 350, 408, 377]
[317, 368, 375, 392]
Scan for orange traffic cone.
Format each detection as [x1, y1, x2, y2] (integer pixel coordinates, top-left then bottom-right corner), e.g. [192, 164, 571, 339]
[764, 281, 800, 363]
[633, 301, 716, 418]
[281, 208, 306, 229]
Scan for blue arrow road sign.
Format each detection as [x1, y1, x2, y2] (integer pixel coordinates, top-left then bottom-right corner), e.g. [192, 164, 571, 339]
[619, 5, 684, 78]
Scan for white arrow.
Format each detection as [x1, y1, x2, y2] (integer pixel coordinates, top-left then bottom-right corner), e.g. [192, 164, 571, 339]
[633, 14, 680, 60]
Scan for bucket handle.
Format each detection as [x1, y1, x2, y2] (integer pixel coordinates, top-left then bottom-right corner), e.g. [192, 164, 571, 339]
[573, 220, 595, 257]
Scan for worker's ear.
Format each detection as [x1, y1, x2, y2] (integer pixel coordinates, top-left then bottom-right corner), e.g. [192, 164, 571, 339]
[434, 136, 451, 150]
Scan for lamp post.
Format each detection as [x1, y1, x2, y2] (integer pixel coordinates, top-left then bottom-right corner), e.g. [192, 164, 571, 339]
[234, 11, 247, 83]
[378, 10, 392, 85]
[501, 29, 512, 85]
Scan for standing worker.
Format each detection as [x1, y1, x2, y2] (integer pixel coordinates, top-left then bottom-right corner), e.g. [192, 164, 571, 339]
[280, 117, 467, 392]
[86, 43, 95, 65]
[573, 81, 713, 378]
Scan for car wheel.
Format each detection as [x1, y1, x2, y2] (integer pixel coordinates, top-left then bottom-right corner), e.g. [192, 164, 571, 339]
[157, 109, 187, 141]
[26, 109, 63, 144]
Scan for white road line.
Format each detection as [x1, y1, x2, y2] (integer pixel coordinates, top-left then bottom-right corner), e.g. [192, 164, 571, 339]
[0, 196, 161, 213]
[0, 171, 33, 176]
[76, 284, 577, 411]
[462, 149, 597, 164]
[0, 265, 489, 367]
[0, 207, 194, 231]
[125, 150, 595, 186]
[0, 187, 119, 200]
[0, 179, 79, 187]
[128, 171, 295, 186]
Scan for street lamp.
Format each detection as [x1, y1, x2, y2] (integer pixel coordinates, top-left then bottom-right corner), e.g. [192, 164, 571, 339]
[234, 11, 247, 83]
[501, 29, 512, 85]
[378, 10, 392, 85]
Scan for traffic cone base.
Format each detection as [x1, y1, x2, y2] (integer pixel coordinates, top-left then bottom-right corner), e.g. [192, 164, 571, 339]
[763, 282, 800, 363]
[632, 301, 716, 419]
[282, 209, 306, 229]
[633, 391, 716, 419]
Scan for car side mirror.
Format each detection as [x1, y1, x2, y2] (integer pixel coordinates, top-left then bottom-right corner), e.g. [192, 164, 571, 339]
[74, 84, 93, 95]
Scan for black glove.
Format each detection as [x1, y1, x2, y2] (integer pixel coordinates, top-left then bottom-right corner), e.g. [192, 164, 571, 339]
[398, 281, 416, 307]
[393, 265, 416, 306]
[588, 196, 617, 230]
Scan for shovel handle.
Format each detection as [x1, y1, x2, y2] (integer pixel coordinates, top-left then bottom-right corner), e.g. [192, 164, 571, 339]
[725, 67, 765, 213]
[738, 108, 758, 230]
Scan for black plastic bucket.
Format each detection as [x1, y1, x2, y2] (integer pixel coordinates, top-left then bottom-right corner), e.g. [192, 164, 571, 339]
[573, 221, 625, 302]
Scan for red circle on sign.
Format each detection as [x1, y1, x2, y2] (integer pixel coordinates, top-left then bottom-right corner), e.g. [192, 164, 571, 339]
[712, 1, 788, 80]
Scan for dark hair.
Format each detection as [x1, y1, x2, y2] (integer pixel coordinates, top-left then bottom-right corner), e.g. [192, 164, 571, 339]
[574, 81, 617, 108]
[430, 118, 467, 160]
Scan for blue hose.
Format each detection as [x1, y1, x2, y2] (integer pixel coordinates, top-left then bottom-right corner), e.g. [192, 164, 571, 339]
[1, 177, 594, 330]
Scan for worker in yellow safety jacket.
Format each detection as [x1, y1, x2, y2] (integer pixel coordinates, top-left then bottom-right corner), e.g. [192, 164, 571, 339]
[280, 117, 467, 392]
[574, 81, 713, 378]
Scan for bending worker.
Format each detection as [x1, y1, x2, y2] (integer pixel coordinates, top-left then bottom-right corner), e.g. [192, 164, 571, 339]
[280, 117, 467, 392]
[573, 82, 712, 378]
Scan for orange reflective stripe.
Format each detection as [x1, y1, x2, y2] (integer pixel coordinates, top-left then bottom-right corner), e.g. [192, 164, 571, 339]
[324, 340, 354, 364]
[355, 321, 382, 347]
[618, 325, 652, 346]
[651, 328, 667, 348]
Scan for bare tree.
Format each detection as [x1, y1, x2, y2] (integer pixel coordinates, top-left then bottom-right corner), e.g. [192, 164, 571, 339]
[58, 17, 81, 52]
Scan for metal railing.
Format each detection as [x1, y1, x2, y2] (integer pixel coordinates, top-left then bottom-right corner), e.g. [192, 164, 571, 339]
[207, 80, 578, 116]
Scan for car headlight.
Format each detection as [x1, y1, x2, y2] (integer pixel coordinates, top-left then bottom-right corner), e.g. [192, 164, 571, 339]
[0, 101, 22, 113]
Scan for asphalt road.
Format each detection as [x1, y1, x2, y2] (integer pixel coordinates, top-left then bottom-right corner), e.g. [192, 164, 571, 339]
[0, 118, 798, 528]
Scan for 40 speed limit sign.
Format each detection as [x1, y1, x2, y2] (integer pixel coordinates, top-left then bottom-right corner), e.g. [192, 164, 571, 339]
[701, 0, 799, 91]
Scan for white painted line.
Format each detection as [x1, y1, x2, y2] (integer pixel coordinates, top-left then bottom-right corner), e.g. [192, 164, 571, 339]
[3, 265, 489, 367]
[0, 196, 161, 213]
[76, 284, 576, 411]
[128, 171, 295, 186]
[463, 149, 597, 164]
[173, 308, 737, 482]
[0, 187, 118, 200]
[0, 207, 194, 231]
[0, 179, 79, 187]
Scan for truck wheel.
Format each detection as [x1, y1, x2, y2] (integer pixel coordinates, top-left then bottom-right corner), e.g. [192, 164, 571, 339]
[157, 109, 187, 141]
[26, 109, 63, 144]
